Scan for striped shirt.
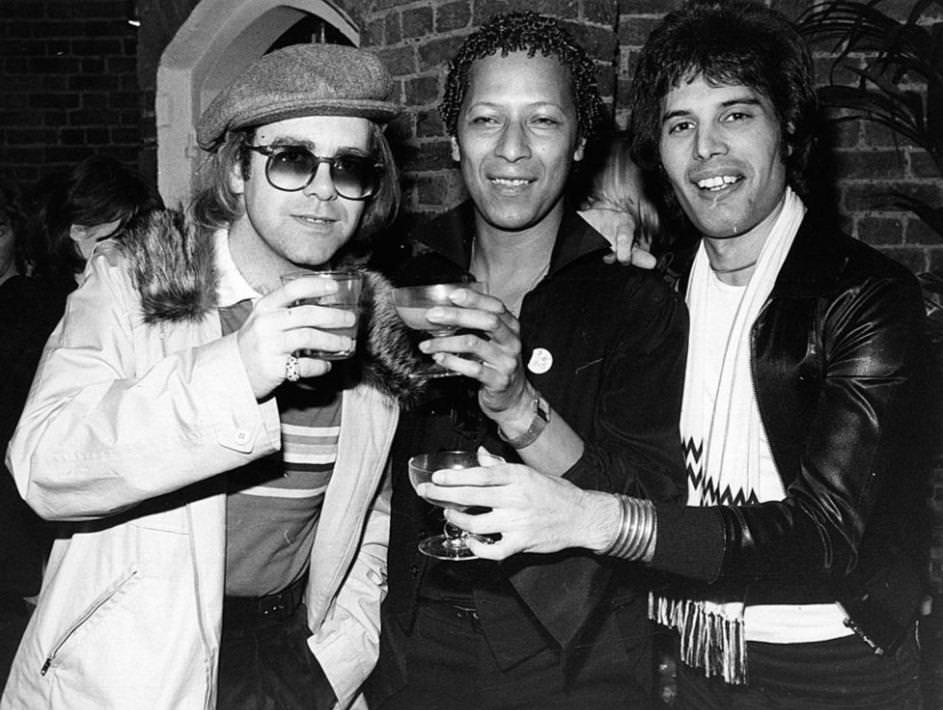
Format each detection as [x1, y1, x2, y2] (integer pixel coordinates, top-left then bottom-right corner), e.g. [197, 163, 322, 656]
[219, 298, 342, 597]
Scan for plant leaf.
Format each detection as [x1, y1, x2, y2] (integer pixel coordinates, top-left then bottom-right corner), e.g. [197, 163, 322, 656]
[890, 192, 943, 240]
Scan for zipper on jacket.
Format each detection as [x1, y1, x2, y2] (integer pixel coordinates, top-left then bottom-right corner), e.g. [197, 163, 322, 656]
[41, 568, 139, 675]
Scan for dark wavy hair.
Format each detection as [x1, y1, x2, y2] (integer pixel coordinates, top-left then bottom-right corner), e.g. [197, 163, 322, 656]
[190, 122, 400, 265]
[27, 154, 163, 281]
[629, 0, 818, 200]
[439, 11, 605, 142]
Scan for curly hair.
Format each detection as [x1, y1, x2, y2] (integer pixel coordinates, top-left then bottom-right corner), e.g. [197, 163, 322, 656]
[439, 11, 605, 142]
[629, 0, 818, 200]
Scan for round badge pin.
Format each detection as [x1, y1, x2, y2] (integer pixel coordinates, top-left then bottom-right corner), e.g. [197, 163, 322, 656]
[527, 347, 553, 374]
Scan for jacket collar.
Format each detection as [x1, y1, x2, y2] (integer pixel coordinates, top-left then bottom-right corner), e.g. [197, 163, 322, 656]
[768, 213, 847, 300]
[673, 212, 846, 300]
[412, 200, 612, 277]
[120, 209, 218, 324]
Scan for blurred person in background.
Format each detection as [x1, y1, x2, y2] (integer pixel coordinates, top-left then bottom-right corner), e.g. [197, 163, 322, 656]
[26, 153, 163, 290]
[577, 129, 662, 267]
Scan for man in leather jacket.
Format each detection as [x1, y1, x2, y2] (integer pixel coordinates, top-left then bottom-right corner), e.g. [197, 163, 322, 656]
[418, 2, 932, 708]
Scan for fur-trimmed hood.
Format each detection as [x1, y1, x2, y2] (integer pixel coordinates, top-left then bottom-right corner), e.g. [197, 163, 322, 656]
[118, 209, 423, 402]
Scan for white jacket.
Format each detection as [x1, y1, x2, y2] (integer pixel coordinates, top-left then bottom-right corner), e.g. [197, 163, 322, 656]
[2, 213, 419, 710]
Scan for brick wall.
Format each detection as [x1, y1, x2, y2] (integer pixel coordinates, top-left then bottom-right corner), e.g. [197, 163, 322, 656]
[0, 0, 146, 185]
[2, 0, 940, 272]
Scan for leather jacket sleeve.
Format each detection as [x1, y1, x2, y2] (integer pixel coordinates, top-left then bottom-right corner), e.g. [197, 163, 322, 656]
[652, 269, 927, 586]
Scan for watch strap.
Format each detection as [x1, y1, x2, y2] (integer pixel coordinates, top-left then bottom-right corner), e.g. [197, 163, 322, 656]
[498, 394, 550, 449]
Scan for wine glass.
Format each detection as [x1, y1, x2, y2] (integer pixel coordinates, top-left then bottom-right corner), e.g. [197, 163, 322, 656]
[408, 450, 503, 561]
[392, 281, 475, 379]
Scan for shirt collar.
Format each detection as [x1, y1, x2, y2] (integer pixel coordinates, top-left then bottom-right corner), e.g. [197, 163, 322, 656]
[413, 201, 612, 277]
[213, 228, 261, 307]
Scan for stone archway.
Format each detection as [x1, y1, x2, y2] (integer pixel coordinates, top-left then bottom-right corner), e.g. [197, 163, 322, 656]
[156, 0, 359, 208]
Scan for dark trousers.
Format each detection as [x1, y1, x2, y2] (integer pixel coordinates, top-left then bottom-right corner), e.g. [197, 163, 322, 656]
[676, 628, 923, 710]
[375, 598, 657, 710]
[217, 599, 336, 710]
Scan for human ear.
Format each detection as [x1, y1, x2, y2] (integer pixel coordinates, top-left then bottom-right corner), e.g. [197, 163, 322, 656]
[573, 136, 586, 162]
[228, 157, 246, 195]
[784, 121, 796, 156]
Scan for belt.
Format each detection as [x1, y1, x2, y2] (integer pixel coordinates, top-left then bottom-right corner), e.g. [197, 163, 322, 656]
[223, 572, 307, 622]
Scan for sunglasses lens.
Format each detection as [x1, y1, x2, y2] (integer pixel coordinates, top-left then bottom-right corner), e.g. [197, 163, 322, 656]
[264, 148, 379, 199]
[267, 148, 317, 191]
[331, 155, 379, 200]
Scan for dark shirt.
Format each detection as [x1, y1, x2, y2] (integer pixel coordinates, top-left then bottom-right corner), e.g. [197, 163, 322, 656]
[381, 203, 689, 667]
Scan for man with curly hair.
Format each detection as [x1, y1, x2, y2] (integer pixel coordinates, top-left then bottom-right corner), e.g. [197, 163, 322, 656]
[367, 11, 688, 709]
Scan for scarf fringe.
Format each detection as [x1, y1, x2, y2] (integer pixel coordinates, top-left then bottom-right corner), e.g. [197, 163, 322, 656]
[650, 593, 748, 685]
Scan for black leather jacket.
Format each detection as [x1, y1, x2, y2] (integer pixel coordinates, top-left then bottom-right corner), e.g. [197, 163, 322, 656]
[652, 216, 932, 652]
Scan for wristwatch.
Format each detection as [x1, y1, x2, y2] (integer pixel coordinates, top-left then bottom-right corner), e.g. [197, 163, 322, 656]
[498, 394, 550, 449]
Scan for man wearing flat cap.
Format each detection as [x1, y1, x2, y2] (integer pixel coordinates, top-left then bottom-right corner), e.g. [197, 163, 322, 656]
[3, 43, 416, 710]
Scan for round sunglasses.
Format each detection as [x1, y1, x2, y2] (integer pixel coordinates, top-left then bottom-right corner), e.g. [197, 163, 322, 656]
[247, 145, 382, 201]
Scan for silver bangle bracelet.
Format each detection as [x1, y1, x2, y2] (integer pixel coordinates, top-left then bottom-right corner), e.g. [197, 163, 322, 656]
[603, 495, 657, 562]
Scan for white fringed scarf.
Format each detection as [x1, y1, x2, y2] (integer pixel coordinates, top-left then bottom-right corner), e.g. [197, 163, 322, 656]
[651, 188, 806, 684]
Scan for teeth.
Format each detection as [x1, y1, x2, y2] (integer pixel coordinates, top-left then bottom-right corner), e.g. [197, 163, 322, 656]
[491, 178, 529, 186]
[697, 175, 739, 190]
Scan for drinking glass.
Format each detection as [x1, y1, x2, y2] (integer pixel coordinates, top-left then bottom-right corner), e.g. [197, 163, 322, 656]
[281, 270, 363, 360]
[408, 450, 502, 561]
[392, 280, 475, 379]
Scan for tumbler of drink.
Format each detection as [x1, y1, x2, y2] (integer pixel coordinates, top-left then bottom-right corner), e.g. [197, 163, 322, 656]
[281, 270, 363, 360]
[408, 449, 503, 561]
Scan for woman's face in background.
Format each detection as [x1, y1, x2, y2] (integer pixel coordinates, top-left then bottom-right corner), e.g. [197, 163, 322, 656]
[69, 218, 122, 261]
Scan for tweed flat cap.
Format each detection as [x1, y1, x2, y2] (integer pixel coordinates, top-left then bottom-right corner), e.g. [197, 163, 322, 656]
[196, 43, 401, 150]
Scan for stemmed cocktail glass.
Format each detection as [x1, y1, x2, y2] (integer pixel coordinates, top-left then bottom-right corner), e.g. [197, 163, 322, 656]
[408, 450, 502, 561]
[392, 281, 475, 380]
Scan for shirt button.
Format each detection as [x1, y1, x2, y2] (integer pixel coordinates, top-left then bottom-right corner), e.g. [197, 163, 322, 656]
[235, 431, 249, 443]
